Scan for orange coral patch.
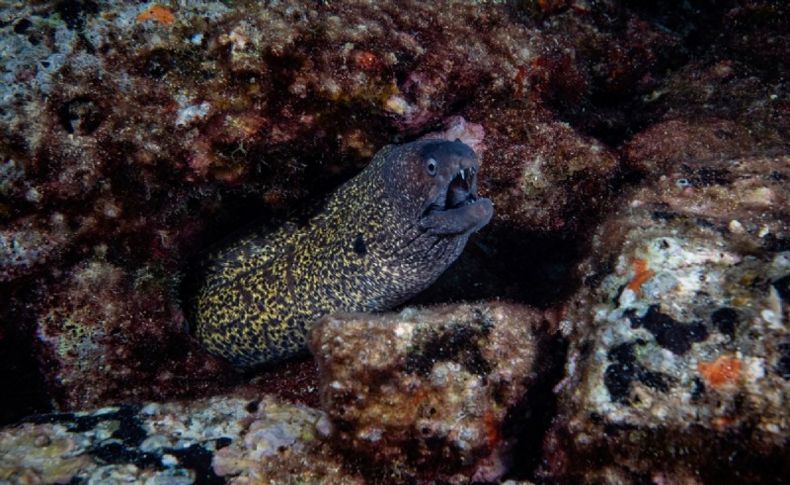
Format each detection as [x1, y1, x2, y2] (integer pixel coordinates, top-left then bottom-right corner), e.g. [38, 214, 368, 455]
[697, 355, 742, 388]
[626, 258, 654, 295]
[354, 51, 379, 71]
[136, 5, 175, 25]
[711, 416, 734, 429]
[483, 411, 500, 448]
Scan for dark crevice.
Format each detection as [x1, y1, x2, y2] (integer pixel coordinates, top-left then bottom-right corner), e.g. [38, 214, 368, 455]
[504, 327, 568, 481]
[0, 284, 52, 426]
[55, 0, 99, 30]
[413, 226, 593, 309]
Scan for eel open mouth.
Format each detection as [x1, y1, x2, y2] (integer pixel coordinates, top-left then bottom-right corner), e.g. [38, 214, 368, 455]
[446, 166, 478, 209]
[420, 166, 493, 236]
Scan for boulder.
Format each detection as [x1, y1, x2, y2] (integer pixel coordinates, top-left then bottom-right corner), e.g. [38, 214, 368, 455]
[544, 154, 790, 482]
[310, 302, 554, 483]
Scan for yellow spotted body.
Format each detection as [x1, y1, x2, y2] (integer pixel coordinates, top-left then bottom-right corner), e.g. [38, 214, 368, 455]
[194, 140, 491, 367]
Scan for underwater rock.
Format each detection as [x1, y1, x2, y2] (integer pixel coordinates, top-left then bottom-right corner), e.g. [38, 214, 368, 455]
[0, 393, 357, 484]
[623, 59, 788, 177]
[0, 217, 70, 283]
[309, 302, 551, 483]
[33, 258, 239, 410]
[622, 118, 776, 176]
[543, 154, 790, 482]
[477, 107, 620, 234]
[0, 8, 784, 479]
[211, 399, 360, 485]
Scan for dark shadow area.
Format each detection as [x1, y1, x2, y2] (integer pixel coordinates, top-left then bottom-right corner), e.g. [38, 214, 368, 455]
[0, 285, 52, 426]
[504, 327, 568, 481]
[413, 227, 591, 309]
[529, 0, 788, 148]
[539, 420, 790, 484]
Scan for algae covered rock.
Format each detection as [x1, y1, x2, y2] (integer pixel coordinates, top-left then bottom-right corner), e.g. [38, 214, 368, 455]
[544, 155, 790, 482]
[0, 0, 787, 481]
[34, 258, 238, 409]
[309, 302, 554, 483]
[479, 107, 620, 234]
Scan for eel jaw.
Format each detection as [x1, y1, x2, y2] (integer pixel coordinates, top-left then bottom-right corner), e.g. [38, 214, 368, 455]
[446, 166, 478, 209]
[419, 166, 493, 236]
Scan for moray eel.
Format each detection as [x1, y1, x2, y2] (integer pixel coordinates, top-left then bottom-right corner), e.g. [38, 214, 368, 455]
[194, 139, 493, 367]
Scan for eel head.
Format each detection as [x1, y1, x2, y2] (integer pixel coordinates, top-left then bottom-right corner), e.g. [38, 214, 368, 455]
[414, 140, 493, 236]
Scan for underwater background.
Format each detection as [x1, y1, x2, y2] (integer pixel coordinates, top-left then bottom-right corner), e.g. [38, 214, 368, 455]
[0, 0, 787, 483]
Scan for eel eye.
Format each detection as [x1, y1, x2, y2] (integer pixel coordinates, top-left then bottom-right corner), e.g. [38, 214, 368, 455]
[426, 158, 437, 176]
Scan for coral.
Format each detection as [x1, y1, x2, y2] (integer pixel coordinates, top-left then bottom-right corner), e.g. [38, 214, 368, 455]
[309, 302, 551, 483]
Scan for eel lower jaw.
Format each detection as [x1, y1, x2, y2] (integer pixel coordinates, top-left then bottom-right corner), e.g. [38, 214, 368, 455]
[419, 198, 494, 236]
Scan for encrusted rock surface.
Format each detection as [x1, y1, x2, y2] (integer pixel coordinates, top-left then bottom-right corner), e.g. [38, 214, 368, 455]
[0, 392, 355, 485]
[0, 302, 556, 485]
[310, 302, 554, 483]
[544, 154, 790, 482]
[33, 257, 238, 409]
[2, 0, 781, 414]
[480, 108, 620, 234]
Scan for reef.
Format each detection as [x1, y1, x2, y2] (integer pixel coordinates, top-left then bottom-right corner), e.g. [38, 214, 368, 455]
[0, 303, 557, 484]
[0, 0, 787, 482]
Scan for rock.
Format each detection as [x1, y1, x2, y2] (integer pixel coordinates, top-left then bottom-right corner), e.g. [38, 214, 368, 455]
[543, 154, 790, 482]
[0, 392, 359, 484]
[0, 0, 748, 417]
[309, 302, 553, 483]
[478, 107, 620, 234]
[622, 118, 776, 176]
[0, 7, 786, 485]
[623, 58, 788, 177]
[33, 258, 240, 409]
[0, 216, 71, 283]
